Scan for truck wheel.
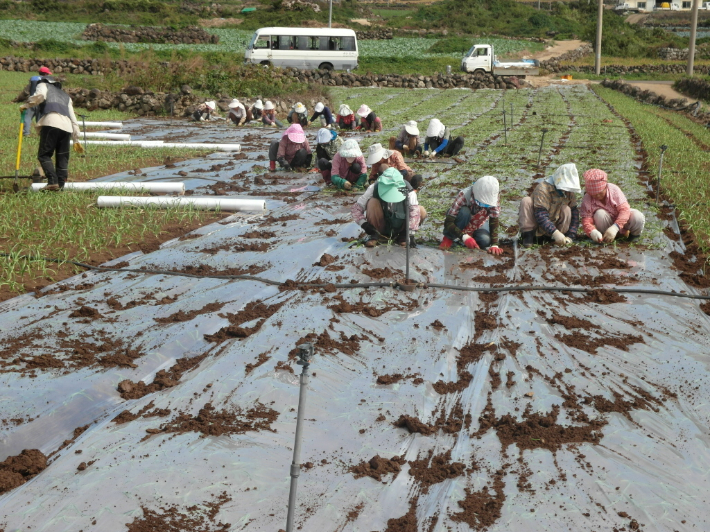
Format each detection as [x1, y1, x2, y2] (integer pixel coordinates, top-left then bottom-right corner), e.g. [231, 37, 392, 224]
[473, 69, 485, 75]
[260, 61, 271, 67]
[319, 62, 334, 71]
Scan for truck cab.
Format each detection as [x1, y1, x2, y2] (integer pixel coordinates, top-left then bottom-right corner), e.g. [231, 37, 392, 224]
[461, 44, 494, 74]
[461, 44, 539, 76]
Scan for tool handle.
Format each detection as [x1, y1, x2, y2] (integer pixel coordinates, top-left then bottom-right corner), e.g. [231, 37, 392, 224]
[16, 121, 24, 172]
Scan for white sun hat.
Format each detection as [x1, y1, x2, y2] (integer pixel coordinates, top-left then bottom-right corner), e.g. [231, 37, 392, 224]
[340, 139, 362, 158]
[314, 102, 325, 113]
[471, 175, 500, 207]
[365, 143, 389, 165]
[228, 99, 242, 109]
[264, 100, 275, 110]
[339, 104, 353, 115]
[404, 120, 419, 136]
[205, 101, 216, 110]
[357, 104, 372, 118]
[316, 128, 332, 144]
[254, 99, 264, 110]
[545, 163, 581, 194]
[293, 102, 307, 113]
[426, 118, 445, 138]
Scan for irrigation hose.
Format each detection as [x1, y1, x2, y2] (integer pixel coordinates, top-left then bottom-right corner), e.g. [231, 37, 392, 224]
[2, 252, 710, 301]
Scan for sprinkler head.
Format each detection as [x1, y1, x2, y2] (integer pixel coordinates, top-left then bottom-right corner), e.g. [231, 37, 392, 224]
[296, 343, 314, 366]
[660, 145, 668, 152]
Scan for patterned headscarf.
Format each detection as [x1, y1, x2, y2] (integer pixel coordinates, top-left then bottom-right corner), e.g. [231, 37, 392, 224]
[583, 169, 608, 195]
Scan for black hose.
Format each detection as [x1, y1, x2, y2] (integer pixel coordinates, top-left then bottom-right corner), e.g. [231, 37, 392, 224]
[2, 252, 710, 301]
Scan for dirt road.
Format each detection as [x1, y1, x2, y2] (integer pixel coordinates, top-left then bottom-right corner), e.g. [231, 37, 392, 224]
[532, 39, 585, 61]
[627, 80, 696, 103]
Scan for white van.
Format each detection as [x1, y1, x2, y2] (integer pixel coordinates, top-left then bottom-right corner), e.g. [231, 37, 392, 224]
[245, 27, 358, 71]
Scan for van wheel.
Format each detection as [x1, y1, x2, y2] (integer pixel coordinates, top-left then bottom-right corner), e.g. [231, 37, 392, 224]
[473, 69, 485, 75]
[260, 61, 271, 67]
[319, 63, 334, 71]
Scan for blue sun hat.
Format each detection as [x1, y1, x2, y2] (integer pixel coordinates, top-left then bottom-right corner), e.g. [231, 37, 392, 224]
[378, 167, 407, 203]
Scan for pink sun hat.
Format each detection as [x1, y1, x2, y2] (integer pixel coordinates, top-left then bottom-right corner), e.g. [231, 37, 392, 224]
[284, 123, 306, 143]
[583, 169, 608, 195]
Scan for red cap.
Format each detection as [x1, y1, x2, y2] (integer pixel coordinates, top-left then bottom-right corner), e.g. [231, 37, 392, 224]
[38, 66, 52, 75]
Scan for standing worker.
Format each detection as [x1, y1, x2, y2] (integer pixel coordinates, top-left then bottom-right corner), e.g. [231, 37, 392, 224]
[309, 102, 335, 128]
[250, 99, 264, 122]
[424, 118, 464, 158]
[356, 104, 382, 132]
[366, 143, 412, 183]
[19, 76, 80, 191]
[581, 169, 645, 243]
[439, 176, 503, 255]
[351, 167, 421, 246]
[287, 102, 309, 127]
[22, 66, 52, 136]
[391, 120, 421, 156]
[321, 139, 367, 190]
[228, 99, 248, 126]
[268, 124, 312, 172]
[518, 163, 581, 248]
[336, 104, 358, 130]
[262, 100, 283, 128]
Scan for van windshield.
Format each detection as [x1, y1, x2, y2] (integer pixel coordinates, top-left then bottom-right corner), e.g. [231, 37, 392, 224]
[247, 32, 258, 51]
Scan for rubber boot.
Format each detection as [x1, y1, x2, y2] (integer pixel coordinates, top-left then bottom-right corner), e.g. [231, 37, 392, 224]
[269, 160, 276, 172]
[521, 230, 535, 248]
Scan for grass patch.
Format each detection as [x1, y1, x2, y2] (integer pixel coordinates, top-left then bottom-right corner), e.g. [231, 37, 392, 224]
[594, 85, 710, 254]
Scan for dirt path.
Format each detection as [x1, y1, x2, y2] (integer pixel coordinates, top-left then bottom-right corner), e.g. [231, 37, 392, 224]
[627, 80, 697, 103]
[532, 39, 585, 62]
[625, 13, 650, 24]
[526, 74, 592, 88]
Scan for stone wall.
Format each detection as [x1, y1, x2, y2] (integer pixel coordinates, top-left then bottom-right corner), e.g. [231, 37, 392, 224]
[356, 30, 393, 40]
[657, 47, 689, 61]
[539, 43, 593, 71]
[673, 77, 710, 102]
[544, 61, 710, 75]
[81, 23, 219, 45]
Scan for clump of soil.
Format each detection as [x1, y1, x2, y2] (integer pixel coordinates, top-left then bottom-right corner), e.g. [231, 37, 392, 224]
[583, 289, 627, 304]
[407, 450, 467, 490]
[701, 301, 710, 316]
[117, 353, 209, 400]
[233, 241, 272, 252]
[245, 352, 271, 375]
[429, 319, 446, 330]
[0, 449, 48, 495]
[314, 218, 349, 226]
[376, 373, 420, 385]
[327, 294, 418, 317]
[349, 454, 406, 482]
[474, 310, 498, 339]
[555, 331, 644, 355]
[167, 263, 270, 277]
[360, 266, 402, 279]
[149, 402, 279, 439]
[384, 498, 418, 532]
[154, 302, 225, 323]
[204, 300, 284, 344]
[393, 415, 436, 436]
[241, 230, 276, 239]
[290, 329, 364, 357]
[315, 253, 337, 267]
[393, 405, 470, 436]
[450, 470, 506, 531]
[669, 250, 710, 288]
[68, 305, 103, 319]
[126, 492, 232, 532]
[545, 311, 598, 330]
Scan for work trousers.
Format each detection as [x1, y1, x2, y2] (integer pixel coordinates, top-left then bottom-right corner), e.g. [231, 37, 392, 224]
[262, 116, 284, 127]
[518, 196, 571, 235]
[365, 198, 426, 240]
[441, 136, 465, 156]
[337, 117, 357, 130]
[592, 208, 645, 236]
[443, 206, 491, 248]
[23, 106, 35, 136]
[38, 126, 71, 187]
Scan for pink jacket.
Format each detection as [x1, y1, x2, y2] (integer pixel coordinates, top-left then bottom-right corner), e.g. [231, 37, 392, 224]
[330, 152, 367, 178]
[580, 183, 631, 235]
[277, 136, 311, 162]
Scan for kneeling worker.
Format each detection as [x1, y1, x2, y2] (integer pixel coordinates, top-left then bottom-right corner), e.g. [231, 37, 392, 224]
[581, 169, 645, 243]
[351, 167, 421, 246]
[366, 143, 412, 183]
[268, 124, 312, 172]
[321, 139, 367, 190]
[439, 176, 503, 255]
[519, 163, 581, 247]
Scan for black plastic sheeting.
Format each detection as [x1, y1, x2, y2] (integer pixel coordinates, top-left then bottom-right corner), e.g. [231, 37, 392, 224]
[0, 86, 709, 532]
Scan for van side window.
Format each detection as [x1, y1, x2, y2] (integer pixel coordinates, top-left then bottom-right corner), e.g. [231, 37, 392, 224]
[329, 37, 340, 51]
[318, 36, 330, 50]
[341, 36, 355, 51]
[476, 48, 488, 57]
[279, 35, 294, 50]
[297, 36, 309, 50]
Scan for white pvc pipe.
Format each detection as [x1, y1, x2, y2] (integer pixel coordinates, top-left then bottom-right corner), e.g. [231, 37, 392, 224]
[70, 140, 241, 152]
[31, 182, 185, 194]
[97, 196, 265, 212]
[83, 132, 131, 140]
[82, 121, 123, 129]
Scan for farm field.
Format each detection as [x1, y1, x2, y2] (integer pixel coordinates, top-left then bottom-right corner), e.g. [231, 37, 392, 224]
[0, 84, 709, 532]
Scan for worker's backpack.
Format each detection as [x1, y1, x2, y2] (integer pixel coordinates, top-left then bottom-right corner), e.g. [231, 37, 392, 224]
[373, 181, 412, 239]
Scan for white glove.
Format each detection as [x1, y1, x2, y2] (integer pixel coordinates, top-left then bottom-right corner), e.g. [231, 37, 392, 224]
[551, 230, 571, 246]
[603, 224, 619, 243]
[429, 150, 437, 159]
[589, 229, 603, 243]
[423, 150, 430, 157]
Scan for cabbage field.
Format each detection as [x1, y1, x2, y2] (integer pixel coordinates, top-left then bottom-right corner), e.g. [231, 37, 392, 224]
[0, 19, 541, 59]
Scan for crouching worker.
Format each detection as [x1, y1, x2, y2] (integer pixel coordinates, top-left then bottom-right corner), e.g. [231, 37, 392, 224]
[310, 102, 335, 128]
[582, 169, 645, 243]
[262, 101, 283, 128]
[390, 120, 421, 156]
[288, 102, 309, 127]
[228, 99, 248, 125]
[268, 124, 312, 172]
[193, 100, 216, 121]
[366, 143, 412, 183]
[519, 163, 581, 248]
[320, 139, 367, 190]
[440, 176, 503, 255]
[351, 167, 421, 246]
[356, 104, 382, 132]
[424, 119, 464, 158]
[336, 104, 358, 130]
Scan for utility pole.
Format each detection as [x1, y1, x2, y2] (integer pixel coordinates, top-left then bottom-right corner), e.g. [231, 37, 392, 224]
[687, 0, 700, 76]
[595, 0, 603, 76]
[328, 0, 333, 28]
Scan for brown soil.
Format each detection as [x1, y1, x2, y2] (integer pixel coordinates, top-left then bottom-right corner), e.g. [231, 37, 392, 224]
[0, 449, 48, 495]
[147, 402, 279, 439]
[204, 300, 284, 344]
[245, 352, 271, 375]
[474, 310, 498, 339]
[701, 301, 710, 315]
[165, 263, 270, 277]
[0, 216, 228, 304]
[360, 266, 402, 279]
[315, 253, 337, 267]
[555, 331, 644, 355]
[407, 450, 468, 490]
[393, 404, 470, 436]
[669, 250, 710, 289]
[104, 291, 178, 311]
[290, 329, 364, 357]
[154, 302, 225, 323]
[198, 240, 273, 254]
[384, 497, 419, 532]
[126, 491, 232, 532]
[68, 305, 103, 319]
[314, 218, 349, 226]
[113, 400, 171, 425]
[583, 289, 627, 304]
[376, 373, 420, 385]
[349, 454, 406, 482]
[545, 311, 598, 330]
[241, 230, 276, 239]
[254, 213, 301, 227]
[117, 352, 209, 400]
[48, 424, 89, 459]
[327, 294, 418, 317]
[450, 471, 506, 531]
[429, 319, 446, 330]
